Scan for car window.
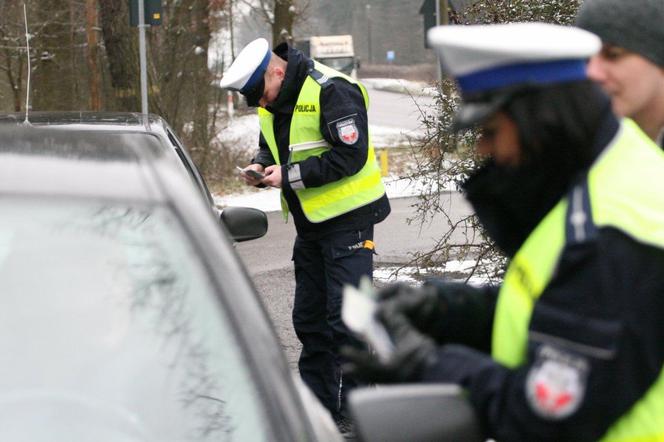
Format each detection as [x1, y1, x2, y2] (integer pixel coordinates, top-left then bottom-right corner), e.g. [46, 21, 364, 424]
[0, 198, 268, 441]
[165, 128, 215, 207]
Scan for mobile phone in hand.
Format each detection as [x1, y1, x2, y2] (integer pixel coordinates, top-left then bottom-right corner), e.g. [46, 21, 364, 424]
[236, 166, 265, 180]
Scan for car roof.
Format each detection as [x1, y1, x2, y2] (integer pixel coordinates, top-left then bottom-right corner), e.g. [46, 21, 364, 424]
[0, 124, 179, 202]
[0, 111, 216, 205]
[0, 111, 165, 132]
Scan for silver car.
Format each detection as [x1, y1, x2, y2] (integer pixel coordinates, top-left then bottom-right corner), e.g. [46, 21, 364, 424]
[0, 124, 341, 441]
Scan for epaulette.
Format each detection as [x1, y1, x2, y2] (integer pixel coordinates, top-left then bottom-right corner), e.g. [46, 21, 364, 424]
[565, 175, 597, 245]
[309, 68, 331, 86]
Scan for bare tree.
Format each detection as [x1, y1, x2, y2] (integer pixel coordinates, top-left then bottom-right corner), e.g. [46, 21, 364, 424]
[85, 0, 101, 110]
[190, 0, 213, 172]
[239, 0, 309, 46]
[459, 0, 581, 24]
[98, 0, 141, 111]
[144, 0, 227, 175]
[28, 0, 90, 110]
[0, 0, 89, 111]
[0, 0, 237, 191]
[0, 1, 25, 111]
[404, 0, 582, 282]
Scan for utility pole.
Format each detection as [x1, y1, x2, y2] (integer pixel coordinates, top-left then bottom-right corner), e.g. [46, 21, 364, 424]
[128, 0, 160, 114]
[229, 0, 235, 59]
[137, 0, 149, 117]
[228, 0, 236, 119]
[85, 0, 101, 110]
[366, 2, 372, 64]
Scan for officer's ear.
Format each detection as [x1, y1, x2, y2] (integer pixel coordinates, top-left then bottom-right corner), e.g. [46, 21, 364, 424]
[273, 65, 286, 81]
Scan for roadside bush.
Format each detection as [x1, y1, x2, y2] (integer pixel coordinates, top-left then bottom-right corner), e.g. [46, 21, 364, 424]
[403, 0, 582, 283]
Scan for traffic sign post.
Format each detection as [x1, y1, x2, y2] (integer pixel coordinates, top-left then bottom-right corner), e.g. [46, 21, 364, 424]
[129, 0, 162, 26]
[129, 0, 162, 117]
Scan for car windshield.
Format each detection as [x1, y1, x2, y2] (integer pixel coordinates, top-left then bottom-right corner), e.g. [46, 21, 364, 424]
[0, 198, 268, 441]
[317, 56, 355, 75]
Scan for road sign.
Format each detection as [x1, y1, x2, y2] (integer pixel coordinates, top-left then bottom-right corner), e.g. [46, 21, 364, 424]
[129, 0, 162, 26]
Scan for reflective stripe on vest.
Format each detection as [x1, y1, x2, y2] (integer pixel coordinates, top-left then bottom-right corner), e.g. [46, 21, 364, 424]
[258, 61, 385, 223]
[492, 119, 664, 441]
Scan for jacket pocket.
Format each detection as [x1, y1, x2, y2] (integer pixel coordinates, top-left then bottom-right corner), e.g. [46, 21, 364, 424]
[331, 228, 374, 260]
[528, 302, 622, 360]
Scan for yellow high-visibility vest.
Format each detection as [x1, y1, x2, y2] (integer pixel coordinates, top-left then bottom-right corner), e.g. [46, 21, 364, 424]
[493, 119, 664, 441]
[258, 61, 385, 223]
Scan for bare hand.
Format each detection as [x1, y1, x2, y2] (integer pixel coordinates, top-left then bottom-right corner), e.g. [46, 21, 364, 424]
[262, 165, 282, 188]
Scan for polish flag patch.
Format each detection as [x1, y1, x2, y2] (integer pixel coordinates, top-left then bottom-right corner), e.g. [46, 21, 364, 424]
[525, 345, 589, 420]
[336, 118, 359, 145]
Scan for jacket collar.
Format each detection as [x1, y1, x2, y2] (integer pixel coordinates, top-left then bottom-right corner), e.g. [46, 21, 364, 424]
[266, 43, 312, 114]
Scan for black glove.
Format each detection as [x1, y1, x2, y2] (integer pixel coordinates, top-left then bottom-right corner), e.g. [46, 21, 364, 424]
[375, 282, 449, 343]
[376, 281, 497, 350]
[341, 309, 438, 384]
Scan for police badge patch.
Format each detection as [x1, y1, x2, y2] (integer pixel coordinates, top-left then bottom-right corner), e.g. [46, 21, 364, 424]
[336, 118, 359, 145]
[525, 345, 589, 420]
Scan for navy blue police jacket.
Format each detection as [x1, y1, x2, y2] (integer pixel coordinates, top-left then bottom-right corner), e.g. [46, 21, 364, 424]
[418, 113, 664, 442]
[251, 43, 390, 240]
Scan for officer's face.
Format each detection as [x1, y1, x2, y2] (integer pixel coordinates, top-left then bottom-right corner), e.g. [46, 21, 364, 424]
[587, 44, 664, 124]
[476, 112, 522, 167]
[259, 66, 286, 108]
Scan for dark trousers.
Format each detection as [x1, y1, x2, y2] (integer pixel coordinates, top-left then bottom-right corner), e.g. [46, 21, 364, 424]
[292, 225, 374, 417]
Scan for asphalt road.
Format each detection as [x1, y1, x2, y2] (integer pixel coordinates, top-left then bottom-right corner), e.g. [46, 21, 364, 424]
[366, 86, 436, 131]
[236, 194, 473, 369]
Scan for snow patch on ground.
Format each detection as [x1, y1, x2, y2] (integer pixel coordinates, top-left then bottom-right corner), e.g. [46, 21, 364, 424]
[216, 112, 423, 150]
[373, 267, 420, 285]
[362, 78, 437, 97]
[372, 125, 423, 148]
[216, 113, 260, 149]
[214, 173, 439, 210]
[374, 260, 491, 286]
[215, 186, 282, 212]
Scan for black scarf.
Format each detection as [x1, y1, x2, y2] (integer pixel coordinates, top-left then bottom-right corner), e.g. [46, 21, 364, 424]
[462, 110, 618, 258]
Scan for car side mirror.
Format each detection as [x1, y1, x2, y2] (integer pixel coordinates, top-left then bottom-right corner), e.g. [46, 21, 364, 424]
[349, 384, 483, 442]
[219, 206, 268, 242]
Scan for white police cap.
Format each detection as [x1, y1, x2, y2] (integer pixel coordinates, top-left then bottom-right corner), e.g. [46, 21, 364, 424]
[219, 38, 272, 105]
[427, 23, 601, 129]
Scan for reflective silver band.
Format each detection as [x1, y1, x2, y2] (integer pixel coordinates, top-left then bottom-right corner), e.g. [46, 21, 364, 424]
[289, 139, 332, 152]
[288, 164, 305, 190]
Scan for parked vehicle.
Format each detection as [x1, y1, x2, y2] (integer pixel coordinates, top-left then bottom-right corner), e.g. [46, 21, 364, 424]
[295, 34, 359, 78]
[0, 111, 264, 243]
[0, 125, 341, 441]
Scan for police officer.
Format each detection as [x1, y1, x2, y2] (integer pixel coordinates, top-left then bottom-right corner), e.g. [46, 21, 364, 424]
[577, 0, 664, 148]
[219, 38, 390, 433]
[343, 23, 664, 441]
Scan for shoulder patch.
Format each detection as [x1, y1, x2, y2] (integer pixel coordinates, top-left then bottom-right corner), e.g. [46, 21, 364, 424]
[336, 118, 359, 145]
[526, 345, 589, 420]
